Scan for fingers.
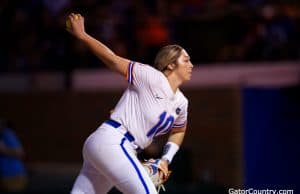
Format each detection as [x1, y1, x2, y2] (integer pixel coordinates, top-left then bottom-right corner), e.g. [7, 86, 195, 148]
[66, 13, 83, 32]
[68, 13, 83, 21]
[159, 165, 168, 175]
[144, 158, 170, 179]
[65, 12, 86, 39]
[159, 169, 169, 180]
[158, 160, 169, 174]
[158, 169, 171, 183]
[158, 164, 169, 181]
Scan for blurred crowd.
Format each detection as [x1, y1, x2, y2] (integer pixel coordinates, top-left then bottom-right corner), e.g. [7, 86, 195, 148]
[0, 0, 299, 73]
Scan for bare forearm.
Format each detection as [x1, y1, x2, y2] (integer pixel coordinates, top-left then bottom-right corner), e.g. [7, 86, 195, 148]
[168, 130, 185, 146]
[66, 13, 130, 76]
[80, 34, 129, 75]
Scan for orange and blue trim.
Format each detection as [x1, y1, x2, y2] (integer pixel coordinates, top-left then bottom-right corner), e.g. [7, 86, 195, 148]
[126, 61, 135, 84]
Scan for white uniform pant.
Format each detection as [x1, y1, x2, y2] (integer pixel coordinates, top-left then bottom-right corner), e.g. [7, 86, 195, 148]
[70, 123, 157, 194]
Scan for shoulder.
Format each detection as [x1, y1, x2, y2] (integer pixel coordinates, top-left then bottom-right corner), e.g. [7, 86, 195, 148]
[134, 62, 160, 74]
[133, 62, 164, 83]
[177, 90, 189, 106]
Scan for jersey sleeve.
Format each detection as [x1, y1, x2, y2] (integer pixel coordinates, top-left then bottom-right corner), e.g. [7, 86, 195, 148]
[126, 61, 135, 84]
[126, 61, 159, 88]
[173, 100, 188, 128]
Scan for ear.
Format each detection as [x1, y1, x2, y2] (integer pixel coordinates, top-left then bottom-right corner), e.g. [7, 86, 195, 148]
[166, 63, 176, 70]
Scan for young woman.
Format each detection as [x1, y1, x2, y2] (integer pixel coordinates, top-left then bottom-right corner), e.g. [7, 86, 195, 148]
[67, 13, 193, 194]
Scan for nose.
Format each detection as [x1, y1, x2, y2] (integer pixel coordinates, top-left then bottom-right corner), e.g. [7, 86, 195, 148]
[190, 62, 194, 68]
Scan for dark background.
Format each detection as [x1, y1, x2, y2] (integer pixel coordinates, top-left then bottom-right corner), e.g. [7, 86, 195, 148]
[0, 0, 299, 193]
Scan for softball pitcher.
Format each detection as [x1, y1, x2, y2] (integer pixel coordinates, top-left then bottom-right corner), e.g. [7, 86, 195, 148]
[66, 13, 193, 194]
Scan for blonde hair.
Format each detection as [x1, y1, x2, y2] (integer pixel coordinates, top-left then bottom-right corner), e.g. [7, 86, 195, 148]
[154, 44, 183, 71]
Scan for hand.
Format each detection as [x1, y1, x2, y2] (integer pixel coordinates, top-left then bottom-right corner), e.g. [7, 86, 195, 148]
[158, 159, 170, 180]
[66, 13, 87, 40]
[141, 158, 171, 187]
[158, 159, 168, 176]
[145, 159, 169, 180]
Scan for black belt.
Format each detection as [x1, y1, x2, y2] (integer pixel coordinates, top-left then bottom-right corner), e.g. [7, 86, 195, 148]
[105, 119, 135, 142]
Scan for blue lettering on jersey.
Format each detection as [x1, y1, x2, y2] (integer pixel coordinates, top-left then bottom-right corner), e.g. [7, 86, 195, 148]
[146, 111, 175, 137]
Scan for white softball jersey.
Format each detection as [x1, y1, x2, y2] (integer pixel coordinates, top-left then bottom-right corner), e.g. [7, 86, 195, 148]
[111, 61, 188, 149]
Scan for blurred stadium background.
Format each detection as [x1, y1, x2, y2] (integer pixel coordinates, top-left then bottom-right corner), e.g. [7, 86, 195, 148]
[0, 0, 299, 193]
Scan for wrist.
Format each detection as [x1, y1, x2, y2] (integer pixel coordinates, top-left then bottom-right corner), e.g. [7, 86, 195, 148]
[161, 157, 170, 165]
[161, 142, 179, 164]
[79, 32, 90, 42]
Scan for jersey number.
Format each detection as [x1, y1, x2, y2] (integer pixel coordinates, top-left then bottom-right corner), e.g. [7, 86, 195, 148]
[147, 111, 174, 137]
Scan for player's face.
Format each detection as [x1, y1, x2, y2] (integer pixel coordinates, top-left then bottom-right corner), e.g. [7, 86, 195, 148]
[174, 49, 193, 82]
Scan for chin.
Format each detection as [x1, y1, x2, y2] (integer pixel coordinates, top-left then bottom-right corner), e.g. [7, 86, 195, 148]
[181, 75, 192, 82]
[187, 75, 192, 80]
[184, 77, 191, 82]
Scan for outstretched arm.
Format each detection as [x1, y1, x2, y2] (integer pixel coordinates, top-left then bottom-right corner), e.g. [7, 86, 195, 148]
[66, 13, 130, 76]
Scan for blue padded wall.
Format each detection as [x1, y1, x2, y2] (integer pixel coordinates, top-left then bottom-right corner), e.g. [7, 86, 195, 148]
[242, 86, 300, 190]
